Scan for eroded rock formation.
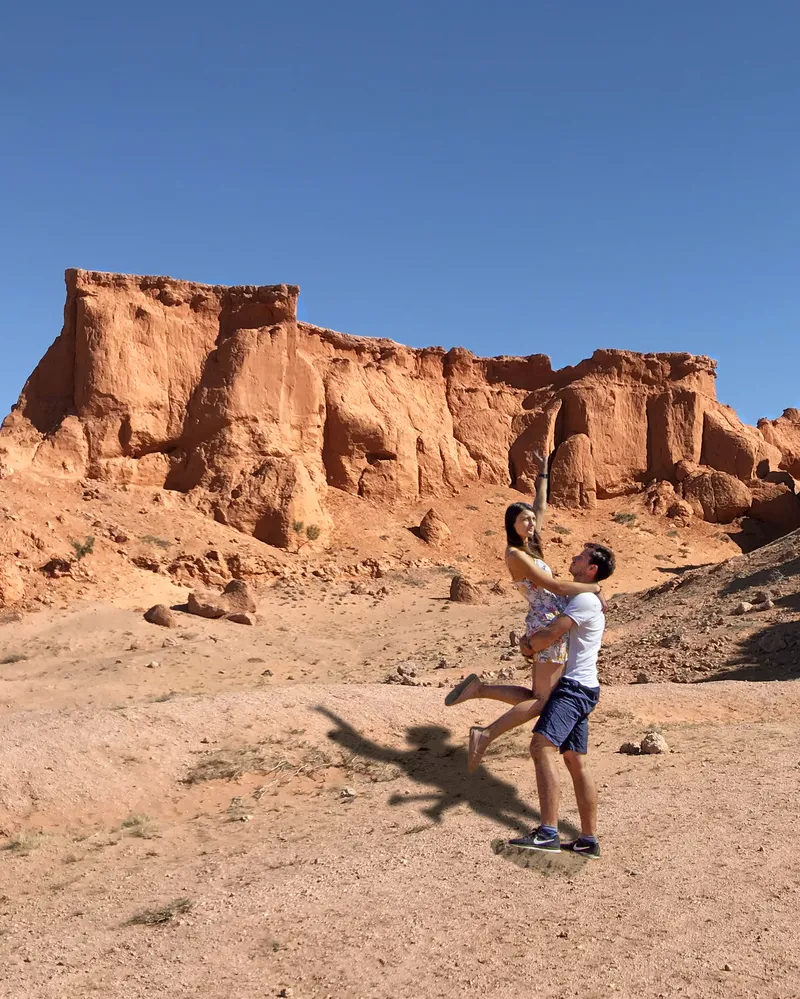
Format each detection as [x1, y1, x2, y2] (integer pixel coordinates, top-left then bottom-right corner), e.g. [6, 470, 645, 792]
[1, 269, 798, 545]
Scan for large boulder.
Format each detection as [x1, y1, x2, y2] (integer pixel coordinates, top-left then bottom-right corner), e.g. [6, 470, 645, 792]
[419, 508, 451, 546]
[748, 481, 800, 530]
[449, 575, 484, 604]
[682, 470, 752, 523]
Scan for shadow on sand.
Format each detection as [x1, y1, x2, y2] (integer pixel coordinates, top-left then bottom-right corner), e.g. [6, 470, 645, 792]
[315, 706, 585, 875]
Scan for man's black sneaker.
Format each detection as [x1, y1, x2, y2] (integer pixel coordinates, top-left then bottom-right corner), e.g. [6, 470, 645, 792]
[561, 837, 600, 859]
[507, 827, 561, 852]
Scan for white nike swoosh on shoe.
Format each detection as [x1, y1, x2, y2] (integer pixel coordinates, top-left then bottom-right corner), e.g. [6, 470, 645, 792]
[533, 837, 555, 846]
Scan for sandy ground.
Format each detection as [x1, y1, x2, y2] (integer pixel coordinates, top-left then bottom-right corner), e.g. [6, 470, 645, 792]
[1, 683, 799, 998]
[2, 476, 799, 998]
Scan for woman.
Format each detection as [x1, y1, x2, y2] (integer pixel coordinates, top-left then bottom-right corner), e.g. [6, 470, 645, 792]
[445, 451, 605, 771]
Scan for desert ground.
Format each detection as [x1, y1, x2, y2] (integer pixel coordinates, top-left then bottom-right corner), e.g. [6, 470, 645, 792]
[1, 474, 800, 998]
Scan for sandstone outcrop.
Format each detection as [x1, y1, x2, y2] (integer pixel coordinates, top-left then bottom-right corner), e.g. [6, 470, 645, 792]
[419, 508, 451, 546]
[0, 562, 25, 608]
[1, 269, 798, 547]
[449, 575, 484, 604]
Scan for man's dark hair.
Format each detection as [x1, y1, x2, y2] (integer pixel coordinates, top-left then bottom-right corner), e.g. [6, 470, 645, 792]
[586, 543, 615, 581]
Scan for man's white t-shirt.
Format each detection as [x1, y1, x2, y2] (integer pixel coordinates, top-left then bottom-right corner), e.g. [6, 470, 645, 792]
[563, 592, 604, 689]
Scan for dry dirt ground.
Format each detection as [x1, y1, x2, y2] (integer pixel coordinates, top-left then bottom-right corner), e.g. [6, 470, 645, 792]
[1, 477, 799, 998]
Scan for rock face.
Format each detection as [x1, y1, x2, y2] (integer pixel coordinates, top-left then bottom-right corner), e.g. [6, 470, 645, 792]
[1, 269, 799, 547]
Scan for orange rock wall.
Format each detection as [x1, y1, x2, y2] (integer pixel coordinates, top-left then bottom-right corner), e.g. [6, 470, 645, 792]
[1, 270, 797, 544]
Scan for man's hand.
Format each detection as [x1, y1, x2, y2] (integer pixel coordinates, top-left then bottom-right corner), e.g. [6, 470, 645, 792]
[519, 614, 574, 655]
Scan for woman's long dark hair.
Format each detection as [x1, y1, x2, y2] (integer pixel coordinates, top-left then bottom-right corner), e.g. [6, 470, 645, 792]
[504, 502, 545, 560]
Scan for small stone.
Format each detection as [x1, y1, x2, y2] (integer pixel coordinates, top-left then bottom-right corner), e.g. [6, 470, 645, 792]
[635, 672, 650, 684]
[261, 669, 273, 677]
[619, 742, 641, 755]
[640, 731, 669, 754]
[752, 590, 772, 604]
[509, 631, 518, 647]
[340, 787, 357, 799]
[144, 604, 176, 628]
[732, 601, 753, 615]
[753, 599, 774, 611]
[723, 964, 732, 972]
[145, 660, 160, 669]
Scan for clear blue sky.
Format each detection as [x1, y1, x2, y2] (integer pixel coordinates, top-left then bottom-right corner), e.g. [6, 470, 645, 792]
[2, 1, 798, 426]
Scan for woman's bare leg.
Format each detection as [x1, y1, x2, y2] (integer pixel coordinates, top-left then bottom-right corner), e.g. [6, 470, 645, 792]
[446, 674, 532, 707]
[467, 661, 564, 771]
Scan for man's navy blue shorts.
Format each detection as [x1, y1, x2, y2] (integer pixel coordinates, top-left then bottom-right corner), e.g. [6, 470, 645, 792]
[534, 677, 600, 754]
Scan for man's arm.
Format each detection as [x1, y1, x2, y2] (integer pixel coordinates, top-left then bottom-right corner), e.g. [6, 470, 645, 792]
[521, 613, 575, 654]
[507, 549, 603, 598]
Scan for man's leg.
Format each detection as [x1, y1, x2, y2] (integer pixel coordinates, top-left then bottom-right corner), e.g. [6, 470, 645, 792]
[531, 732, 561, 828]
[563, 750, 598, 838]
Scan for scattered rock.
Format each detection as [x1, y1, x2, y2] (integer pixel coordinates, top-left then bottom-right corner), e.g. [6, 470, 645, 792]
[340, 787, 357, 799]
[40, 557, 73, 579]
[665, 499, 693, 525]
[635, 672, 650, 684]
[640, 731, 669, 754]
[752, 590, 773, 604]
[509, 631, 518, 647]
[144, 604, 176, 628]
[227, 612, 256, 626]
[449, 575, 484, 604]
[145, 660, 160, 669]
[131, 555, 162, 573]
[419, 508, 451, 546]
[732, 601, 753, 615]
[759, 632, 788, 654]
[619, 742, 642, 755]
[753, 598, 774, 611]
[644, 480, 676, 516]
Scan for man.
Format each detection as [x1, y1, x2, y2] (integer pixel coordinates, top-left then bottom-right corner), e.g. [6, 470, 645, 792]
[509, 542, 615, 859]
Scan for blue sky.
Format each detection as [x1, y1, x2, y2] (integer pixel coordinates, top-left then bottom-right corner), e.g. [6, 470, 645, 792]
[1, 1, 798, 426]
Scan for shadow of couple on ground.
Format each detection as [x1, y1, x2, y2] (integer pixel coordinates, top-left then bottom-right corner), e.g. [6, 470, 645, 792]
[315, 706, 584, 873]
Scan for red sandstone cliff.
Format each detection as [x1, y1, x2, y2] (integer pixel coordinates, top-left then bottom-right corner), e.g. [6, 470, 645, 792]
[1, 270, 797, 546]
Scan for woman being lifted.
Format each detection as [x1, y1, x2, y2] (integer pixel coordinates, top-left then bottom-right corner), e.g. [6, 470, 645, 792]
[445, 451, 605, 772]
